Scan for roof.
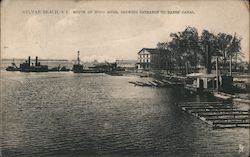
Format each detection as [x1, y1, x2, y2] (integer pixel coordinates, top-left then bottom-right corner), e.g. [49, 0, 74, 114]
[137, 48, 161, 54]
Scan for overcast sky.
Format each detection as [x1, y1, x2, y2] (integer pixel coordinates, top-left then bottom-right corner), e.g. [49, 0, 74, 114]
[1, 0, 249, 62]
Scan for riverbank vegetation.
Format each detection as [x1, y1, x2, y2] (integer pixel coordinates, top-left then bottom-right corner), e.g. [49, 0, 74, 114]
[156, 26, 247, 74]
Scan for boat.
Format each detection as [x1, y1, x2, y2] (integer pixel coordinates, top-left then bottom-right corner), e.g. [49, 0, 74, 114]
[6, 59, 20, 71]
[162, 79, 183, 86]
[59, 66, 70, 71]
[49, 65, 70, 72]
[139, 73, 150, 77]
[148, 81, 158, 86]
[128, 81, 151, 87]
[72, 51, 84, 73]
[19, 56, 48, 72]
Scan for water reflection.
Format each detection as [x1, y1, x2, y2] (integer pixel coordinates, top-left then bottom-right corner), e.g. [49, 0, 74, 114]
[0, 71, 249, 157]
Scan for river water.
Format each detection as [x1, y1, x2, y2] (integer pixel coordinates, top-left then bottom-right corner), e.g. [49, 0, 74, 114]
[0, 71, 249, 157]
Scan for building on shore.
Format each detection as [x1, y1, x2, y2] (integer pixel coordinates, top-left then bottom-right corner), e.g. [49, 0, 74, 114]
[136, 48, 164, 71]
[185, 73, 217, 92]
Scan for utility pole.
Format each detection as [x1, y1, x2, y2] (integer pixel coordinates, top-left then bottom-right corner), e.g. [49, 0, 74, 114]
[216, 57, 219, 93]
[206, 45, 209, 74]
[185, 62, 188, 75]
[229, 55, 232, 76]
[235, 52, 237, 72]
[206, 45, 211, 74]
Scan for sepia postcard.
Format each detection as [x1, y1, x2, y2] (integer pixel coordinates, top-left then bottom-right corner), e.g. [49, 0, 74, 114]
[0, 0, 249, 157]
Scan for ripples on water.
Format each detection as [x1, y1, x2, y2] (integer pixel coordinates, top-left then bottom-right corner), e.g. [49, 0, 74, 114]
[0, 71, 249, 157]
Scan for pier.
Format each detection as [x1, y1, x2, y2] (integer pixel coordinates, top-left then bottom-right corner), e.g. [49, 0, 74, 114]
[177, 102, 250, 129]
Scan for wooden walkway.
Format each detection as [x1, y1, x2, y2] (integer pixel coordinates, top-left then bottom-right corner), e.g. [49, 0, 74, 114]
[177, 102, 250, 129]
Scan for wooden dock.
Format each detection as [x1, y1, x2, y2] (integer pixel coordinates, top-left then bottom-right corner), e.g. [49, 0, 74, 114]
[177, 102, 250, 129]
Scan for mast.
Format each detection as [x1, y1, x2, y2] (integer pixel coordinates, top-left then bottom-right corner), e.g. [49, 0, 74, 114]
[77, 51, 80, 65]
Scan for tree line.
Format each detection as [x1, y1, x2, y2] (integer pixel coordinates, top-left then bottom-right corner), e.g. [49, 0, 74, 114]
[156, 26, 243, 74]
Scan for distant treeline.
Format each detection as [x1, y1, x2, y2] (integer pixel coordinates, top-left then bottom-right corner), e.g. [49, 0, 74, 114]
[1, 58, 69, 62]
[156, 26, 244, 73]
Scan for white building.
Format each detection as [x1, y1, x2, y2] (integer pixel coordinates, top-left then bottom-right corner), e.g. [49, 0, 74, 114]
[136, 48, 161, 71]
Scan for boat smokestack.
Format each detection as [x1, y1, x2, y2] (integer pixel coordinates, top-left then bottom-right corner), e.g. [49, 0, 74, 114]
[28, 56, 31, 66]
[35, 56, 38, 66]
